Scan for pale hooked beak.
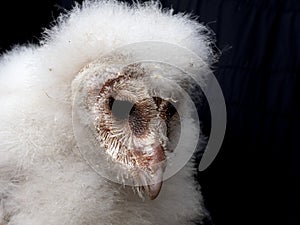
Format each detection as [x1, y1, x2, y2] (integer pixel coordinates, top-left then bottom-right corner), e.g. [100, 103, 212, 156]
[141, 144, 166, 200]
[144, 165, 164, 200]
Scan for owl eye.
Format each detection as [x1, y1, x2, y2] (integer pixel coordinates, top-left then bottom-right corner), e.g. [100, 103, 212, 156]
[108, 96, 135, 120]
[153, 97, 177, 120]
[153, 97, 163, 107]
[166, 101, 177, 119]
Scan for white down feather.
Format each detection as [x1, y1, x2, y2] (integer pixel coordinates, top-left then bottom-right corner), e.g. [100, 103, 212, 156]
[0, 1, 214, 224]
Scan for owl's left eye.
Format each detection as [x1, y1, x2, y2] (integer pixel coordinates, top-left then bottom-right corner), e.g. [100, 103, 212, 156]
[166, 101, 177, 120]
[153, 97, 177, 120]
[108, 96, 134, 120]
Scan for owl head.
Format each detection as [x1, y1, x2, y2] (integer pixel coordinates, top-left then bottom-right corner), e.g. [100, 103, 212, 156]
[72, 43, 206, 200]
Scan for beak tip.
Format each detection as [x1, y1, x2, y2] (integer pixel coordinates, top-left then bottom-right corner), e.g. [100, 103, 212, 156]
[147, 181, 163, 200]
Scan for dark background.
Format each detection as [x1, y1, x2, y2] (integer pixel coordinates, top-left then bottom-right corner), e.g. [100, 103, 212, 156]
[0, 1, 298, 225]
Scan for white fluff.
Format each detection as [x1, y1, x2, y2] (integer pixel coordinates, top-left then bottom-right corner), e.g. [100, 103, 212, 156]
[0, 1, 214, 224]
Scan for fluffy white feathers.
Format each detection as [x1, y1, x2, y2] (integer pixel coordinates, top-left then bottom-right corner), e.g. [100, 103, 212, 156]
[0, 1, 214, 224]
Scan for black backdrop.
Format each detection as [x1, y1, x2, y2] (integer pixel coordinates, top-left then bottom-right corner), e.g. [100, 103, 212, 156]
[0, 1, 298, 225]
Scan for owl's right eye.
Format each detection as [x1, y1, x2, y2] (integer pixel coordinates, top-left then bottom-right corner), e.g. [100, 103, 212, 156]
[108, 96, 135, 120]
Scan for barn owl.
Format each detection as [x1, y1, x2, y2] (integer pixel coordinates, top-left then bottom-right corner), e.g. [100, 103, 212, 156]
[0, 1, 215, 224]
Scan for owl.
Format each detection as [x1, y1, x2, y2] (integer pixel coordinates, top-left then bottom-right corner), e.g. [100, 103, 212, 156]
[0, 1, 215, 224]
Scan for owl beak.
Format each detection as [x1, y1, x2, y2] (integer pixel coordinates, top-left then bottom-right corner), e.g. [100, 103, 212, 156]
[143, 144, 166, 200]
[145, 166, 164, 200]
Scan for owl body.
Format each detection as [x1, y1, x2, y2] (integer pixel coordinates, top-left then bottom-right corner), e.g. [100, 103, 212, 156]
[0, 1, 214, 224]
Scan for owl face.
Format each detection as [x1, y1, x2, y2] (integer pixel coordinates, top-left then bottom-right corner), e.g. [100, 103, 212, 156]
[93, 64, 180, 199]
[74, 62, 181, 200]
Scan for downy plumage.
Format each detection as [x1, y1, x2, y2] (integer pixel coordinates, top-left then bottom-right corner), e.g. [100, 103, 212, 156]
[0, 1, 215, 224]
